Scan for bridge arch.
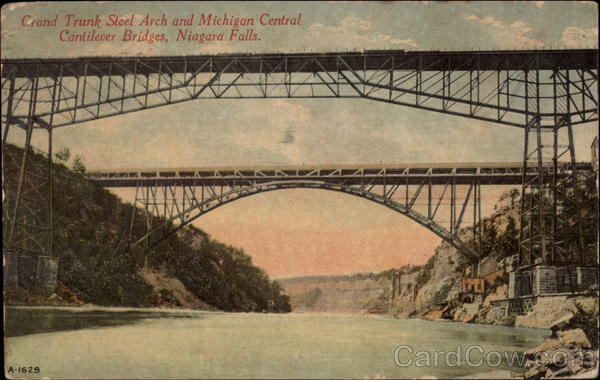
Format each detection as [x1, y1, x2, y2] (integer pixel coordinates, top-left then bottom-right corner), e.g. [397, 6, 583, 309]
[133, 180, 479, 263]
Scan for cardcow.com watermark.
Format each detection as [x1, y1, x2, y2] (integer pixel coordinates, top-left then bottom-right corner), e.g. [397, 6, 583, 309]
[393, 344, 596, 368]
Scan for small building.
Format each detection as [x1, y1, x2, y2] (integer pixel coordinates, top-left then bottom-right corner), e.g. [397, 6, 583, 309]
[460, 255, 508, 303]
[461, 277, 487, 298]
[462, 278, 485, 293]
[459, 278, 485, 304]
[3, 249, 59, 291]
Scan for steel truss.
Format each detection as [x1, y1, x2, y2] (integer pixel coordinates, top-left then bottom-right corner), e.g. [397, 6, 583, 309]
[491, 296, 537, 315]
[518, 69, 598, 268]
[1, 50, 597, 129]
[88, 162, 589, 187]
[88, 161, 590, 263]
[2, 74, 53, 259]
[126, 178, 484, 262]
[1, 49, 598, 268]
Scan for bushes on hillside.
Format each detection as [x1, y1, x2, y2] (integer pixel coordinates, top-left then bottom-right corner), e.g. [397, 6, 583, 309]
[151, 234, 291, 312]
[5, 144, 291, 312]
[415, 253, 436, 287]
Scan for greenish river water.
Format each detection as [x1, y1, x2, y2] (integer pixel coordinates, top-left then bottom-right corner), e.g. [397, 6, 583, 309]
[5, 306, 549, 379]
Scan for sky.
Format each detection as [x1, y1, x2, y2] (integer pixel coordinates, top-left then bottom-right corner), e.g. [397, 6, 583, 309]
[1, 1, 598, 278]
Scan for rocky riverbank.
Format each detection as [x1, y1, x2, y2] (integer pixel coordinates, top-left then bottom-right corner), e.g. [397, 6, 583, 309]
[516, 296, 598, 379]
[425, 293, 599, 379]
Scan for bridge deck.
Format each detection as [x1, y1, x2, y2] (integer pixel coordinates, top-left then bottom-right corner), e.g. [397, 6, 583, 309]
[88, 162, 592, 187]
[2, 49, 597, 77]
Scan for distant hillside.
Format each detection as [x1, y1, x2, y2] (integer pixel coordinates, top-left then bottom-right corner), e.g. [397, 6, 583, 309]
[4, 144, 291, 313]
[279, 272, 393, 314]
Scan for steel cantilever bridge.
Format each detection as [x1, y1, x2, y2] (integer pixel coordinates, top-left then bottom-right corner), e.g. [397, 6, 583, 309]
[1, 49, 598, 269]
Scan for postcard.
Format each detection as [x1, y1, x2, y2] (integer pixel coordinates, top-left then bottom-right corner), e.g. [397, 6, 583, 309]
[2, 1, 599, 379]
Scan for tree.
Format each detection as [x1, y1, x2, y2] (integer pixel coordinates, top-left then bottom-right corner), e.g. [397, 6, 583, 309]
[72, 155, 86, 174]
[55, 147, 71, 163]
[498, 188, 520, 209]
[508, 188, 520, 207]
[481, 222, 499, 257]
[496, 216, 518, 259]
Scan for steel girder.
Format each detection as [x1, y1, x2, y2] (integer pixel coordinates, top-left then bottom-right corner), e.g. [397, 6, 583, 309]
[1, 49, 597, 129]
[87, 161, 590, 187]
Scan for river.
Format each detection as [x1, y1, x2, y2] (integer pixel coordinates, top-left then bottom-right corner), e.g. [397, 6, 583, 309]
[5, 306, 549, 379]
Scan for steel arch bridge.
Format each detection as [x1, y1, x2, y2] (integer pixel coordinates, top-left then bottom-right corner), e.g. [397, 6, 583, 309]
[132, 180, 480, 263]
[1, 48, 598, 270]
[87, 161, 594, 264]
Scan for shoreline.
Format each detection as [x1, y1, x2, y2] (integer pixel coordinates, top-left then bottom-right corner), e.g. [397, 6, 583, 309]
[3, 301, 550, 329]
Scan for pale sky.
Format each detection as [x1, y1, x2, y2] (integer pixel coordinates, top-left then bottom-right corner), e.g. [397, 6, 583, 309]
[2, 1, 598, 278]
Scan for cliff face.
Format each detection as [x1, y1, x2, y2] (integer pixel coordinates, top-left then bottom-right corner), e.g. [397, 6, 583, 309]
[278, 193, 524, 317]
[396, 196, 526, 316]
[4, 144, 291, 312]
[279, 211, 508, 316]
[278, 244, 467, 317]
[422, 243, 463, 308]
[139, 267, 215, 310]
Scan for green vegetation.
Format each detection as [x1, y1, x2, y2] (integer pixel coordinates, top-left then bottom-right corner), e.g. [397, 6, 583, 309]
[415, 253, 436, 287]
[5, 287, 72, 306]
[496, 216, 518, 260]
[72, 155, 86, 174]
[54, 147, 71, 163]
[150, 233, 291, 312]
[473, 215, 519, 261]
[4, 144, 291, 312]
[158, 289, 181, 307]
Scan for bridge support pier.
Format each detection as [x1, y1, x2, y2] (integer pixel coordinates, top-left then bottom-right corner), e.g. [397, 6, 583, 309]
[2, 72, 56, 290]
[3, 249, 59, 291]
[517, 72, 597, 270]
